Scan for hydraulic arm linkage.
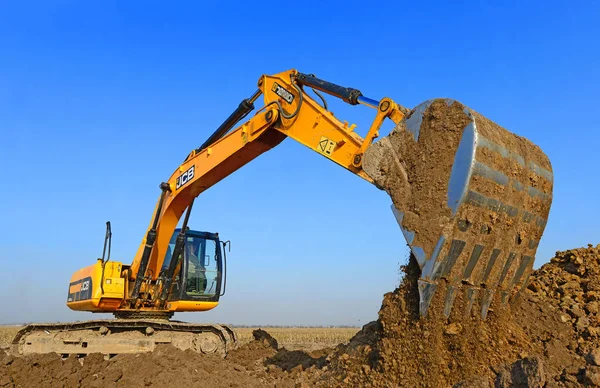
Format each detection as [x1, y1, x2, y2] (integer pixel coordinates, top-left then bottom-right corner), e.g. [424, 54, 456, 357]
[127, 69, 408, 311]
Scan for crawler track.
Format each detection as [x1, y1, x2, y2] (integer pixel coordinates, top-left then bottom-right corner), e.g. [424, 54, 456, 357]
[11, 319, 238, 357]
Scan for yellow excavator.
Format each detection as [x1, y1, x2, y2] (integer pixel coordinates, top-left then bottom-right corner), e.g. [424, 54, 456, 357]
[11, 69, 553, 357]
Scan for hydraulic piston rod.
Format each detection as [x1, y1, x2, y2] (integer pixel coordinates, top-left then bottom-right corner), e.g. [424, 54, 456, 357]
[296, 72, 378, 107]
[196, 89, 262, 152]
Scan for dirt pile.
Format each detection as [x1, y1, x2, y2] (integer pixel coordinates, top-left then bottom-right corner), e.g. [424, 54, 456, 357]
[297, 256, 536, 387]
[526, 245, 600, 348]
[299, 245, 600, 387]
[522, 245, 600, 385]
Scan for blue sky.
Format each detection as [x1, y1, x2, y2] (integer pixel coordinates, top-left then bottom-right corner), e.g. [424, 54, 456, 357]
[0, 1, 598, 326]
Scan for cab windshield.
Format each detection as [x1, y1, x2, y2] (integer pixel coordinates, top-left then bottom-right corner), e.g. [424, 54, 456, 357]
[183, 235, 220, 298]
[160, 230, 221, 301]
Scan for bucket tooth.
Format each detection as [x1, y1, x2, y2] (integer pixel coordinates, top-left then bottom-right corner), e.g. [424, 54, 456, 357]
[363, 98, 553, 319]
[443, 286, 457, 318]
[510, 272, 532, 304]
[498, 252, 517, 287]
[418, 280, 438, 317]
[465, 287, 478, 316]
[463, 244, 485, 281]
[419, 236, 446, 281]
[481, 289, 495, 319]
[481, 249, 502, 284]
[511, 255, 534, 288]
[438, 240, 467, 280]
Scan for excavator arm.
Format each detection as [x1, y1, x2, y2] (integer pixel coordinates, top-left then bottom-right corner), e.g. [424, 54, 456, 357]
[128, 69, 408, 309]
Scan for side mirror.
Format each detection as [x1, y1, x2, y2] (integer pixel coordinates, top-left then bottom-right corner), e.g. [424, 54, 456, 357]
[222, 240, 231, 252]
[220, 240, 230, 297]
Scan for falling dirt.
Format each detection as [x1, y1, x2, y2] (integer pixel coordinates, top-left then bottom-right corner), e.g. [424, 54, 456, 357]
[3, 245, 600, 387]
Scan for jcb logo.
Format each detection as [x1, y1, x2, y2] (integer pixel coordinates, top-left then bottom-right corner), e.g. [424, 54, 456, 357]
[81, 280, 90, 291]
[272, 82, 295, 104]
[176, 166, 195, 190]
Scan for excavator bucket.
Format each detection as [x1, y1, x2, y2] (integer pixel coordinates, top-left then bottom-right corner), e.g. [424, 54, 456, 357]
[362, 98, 553, 319]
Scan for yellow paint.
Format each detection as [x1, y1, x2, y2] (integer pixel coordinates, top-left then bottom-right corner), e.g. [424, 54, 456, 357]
[316, 136, 336, 157]
[168, 301, 219, 312]
[129, 106, 281, 280]
[67, 260, 125, 312]
[103, 277, 125, 298]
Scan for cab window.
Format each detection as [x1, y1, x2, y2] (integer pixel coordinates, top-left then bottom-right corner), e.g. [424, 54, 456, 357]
[184, 236, 220, 298]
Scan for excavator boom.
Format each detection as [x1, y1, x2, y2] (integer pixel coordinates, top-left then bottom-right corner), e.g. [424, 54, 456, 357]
[127, 70, 407, 297]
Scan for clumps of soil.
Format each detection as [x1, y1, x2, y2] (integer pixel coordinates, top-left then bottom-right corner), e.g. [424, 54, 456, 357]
[526, 245, 600, 350]
[296, 256, 535, 387]
[300, 245, 600, 387]
[520, 245, 600, 385]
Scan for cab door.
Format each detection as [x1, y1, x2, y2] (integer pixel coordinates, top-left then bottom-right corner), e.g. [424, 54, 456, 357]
[181, 232, 223, 302]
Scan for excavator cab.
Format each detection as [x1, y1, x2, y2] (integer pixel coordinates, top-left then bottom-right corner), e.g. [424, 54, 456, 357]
[160, 228, 226, 303]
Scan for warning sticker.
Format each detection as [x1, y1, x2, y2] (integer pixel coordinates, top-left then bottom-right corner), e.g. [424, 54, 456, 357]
[317, 136, 336, 157]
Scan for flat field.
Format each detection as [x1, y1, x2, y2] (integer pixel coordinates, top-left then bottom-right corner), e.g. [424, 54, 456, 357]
[234, 327, 359, 350]
[0, 326, 19, 348]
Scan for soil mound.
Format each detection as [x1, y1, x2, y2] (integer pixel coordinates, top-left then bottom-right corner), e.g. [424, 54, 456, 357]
[298, 245, 600, 387]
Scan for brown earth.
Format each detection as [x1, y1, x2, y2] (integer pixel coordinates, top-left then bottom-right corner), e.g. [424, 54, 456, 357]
[3, 245, 600, 387]
[0, 329, 295, 388]
[296, 245, 600, 387]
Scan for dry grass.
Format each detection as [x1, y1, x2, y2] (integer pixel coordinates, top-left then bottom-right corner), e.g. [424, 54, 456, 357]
[234, 327, 359, 351]
[0, 326, 20, 348]
[0, 325, 359, 351]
